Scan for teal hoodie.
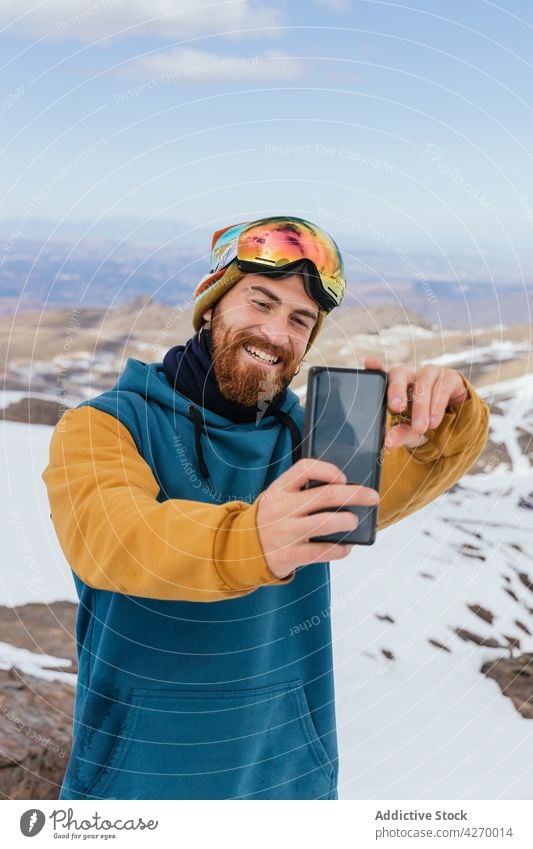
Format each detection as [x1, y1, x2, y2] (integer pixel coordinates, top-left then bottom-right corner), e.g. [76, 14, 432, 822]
[59, 358, 339, 800]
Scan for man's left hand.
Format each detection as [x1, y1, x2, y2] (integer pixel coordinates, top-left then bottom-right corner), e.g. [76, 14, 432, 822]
[364, 356, 469, 450]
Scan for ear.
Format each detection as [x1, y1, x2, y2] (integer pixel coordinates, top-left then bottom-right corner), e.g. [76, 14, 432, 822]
[202, 308, 212, 322]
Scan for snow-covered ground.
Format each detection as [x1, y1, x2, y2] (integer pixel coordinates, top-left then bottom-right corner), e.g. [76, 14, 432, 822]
[0, 640, 74, 684]
[334, 373, 533, 799]
[424, 339, 532, 368]
[1, 420, 78, 607]
[1, 368, 532, 797]
[333, 473, 533, 799]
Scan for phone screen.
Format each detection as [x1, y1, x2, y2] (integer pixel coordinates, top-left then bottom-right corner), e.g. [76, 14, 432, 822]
[302, 367, 388, 545]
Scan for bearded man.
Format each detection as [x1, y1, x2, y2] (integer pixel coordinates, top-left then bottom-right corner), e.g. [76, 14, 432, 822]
[43, 216, 488, 800]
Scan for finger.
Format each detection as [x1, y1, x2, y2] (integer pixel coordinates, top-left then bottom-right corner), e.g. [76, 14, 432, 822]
[387, 366, 415, 413]
[300, 509, 358, 540]
[447, 372, 469, 405]
[298, 483, 379, 515]
[270, 458, 347, 493]
[296, 541, 354, 565]
[428, 371, 456, 428]
[410, 367, 441, 433]
[364, 356, 385, 371]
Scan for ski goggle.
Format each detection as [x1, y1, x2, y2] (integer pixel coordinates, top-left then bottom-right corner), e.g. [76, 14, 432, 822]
[206, 216, 346, 313]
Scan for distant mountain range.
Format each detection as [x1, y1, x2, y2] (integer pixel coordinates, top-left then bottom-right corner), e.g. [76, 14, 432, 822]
[2, 295, 532, 480]
[1, 238, 532, 329]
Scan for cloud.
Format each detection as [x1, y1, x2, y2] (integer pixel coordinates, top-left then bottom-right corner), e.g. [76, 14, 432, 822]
[1, 0, 282, 42]
[117, 46, 307, 83]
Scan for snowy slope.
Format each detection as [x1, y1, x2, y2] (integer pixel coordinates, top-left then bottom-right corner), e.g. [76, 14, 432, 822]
[333, 474, 533, 799]
[1, 420, 78, 607]
[333, 374, 533, 799]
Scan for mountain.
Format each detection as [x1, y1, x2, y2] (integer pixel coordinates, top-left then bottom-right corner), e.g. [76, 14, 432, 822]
[1, 238, 532, 327]
[1, 297, 531, 427]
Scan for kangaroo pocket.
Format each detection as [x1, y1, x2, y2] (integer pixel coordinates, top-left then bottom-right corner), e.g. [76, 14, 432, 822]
[84, 680, 335, 800]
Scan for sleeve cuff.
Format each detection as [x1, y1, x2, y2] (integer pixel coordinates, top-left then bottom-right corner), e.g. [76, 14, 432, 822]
[407, 374, 489, 463]
[213, 498, 296, 591]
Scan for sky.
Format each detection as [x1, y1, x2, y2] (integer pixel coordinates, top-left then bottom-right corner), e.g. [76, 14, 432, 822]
[1, 0, 533, 265]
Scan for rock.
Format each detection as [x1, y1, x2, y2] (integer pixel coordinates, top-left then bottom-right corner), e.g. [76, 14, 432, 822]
[0, 669, 74, 799]
[1, 397, 70, 426]
[428, 638, 451, 653]
[0, 602, 77, 799]
[467, 604, 495, 625]
[481, 654, 533, 719]
[454, 628, 504, 648]
[517, 571, 533, 593]
[0, 603, 77, 670]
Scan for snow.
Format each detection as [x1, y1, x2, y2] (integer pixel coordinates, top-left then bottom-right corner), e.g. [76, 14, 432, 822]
[424, 340, 532, 368]
[333, 473, 533, 798]
[336, 650, 533, 799]
[331, 362, 533, 797]
[0, 641, 75, 685]
[479, 372, 533, 401]
[1, 373, 532, 797]
[338, 324, 440, 355]
[482, 374, 533, 476]
[1, 420, 78, 607]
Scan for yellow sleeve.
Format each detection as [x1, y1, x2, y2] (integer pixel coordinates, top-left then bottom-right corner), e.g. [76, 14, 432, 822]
[42, 405, 294, 602]
[377, 376, 489, 530]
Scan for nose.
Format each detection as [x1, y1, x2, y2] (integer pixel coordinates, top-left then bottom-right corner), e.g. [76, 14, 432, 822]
[260, 316, 290, 348]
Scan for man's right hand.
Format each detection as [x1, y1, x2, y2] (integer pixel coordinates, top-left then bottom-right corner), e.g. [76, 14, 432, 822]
[256, 458, 380, 580]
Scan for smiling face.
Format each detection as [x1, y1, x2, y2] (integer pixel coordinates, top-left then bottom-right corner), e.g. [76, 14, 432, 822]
[202, 272, 319, 407]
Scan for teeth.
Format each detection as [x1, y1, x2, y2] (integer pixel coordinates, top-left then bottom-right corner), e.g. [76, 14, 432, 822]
[244, 344, 279, 364]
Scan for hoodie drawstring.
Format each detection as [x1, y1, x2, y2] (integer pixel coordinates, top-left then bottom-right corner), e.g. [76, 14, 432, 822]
[187, 403, 302, 496]
[271, 408, 303, 465]
[188, 404, 215, 494]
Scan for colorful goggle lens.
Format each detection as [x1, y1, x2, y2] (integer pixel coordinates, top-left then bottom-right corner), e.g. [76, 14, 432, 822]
[210, 216, 346, 312]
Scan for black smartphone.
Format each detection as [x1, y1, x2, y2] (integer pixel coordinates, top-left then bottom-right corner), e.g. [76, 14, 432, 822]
[301, 366, 388, 546]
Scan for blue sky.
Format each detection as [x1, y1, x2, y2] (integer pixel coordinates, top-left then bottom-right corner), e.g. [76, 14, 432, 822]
[1, 0, 532, 263]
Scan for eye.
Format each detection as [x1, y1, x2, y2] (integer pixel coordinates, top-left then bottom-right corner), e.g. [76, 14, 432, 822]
[251, 299, 269, 310]
[291, 315, 309, 329]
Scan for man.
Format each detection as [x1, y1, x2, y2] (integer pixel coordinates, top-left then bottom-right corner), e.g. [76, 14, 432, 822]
[43, 216, 488, 800]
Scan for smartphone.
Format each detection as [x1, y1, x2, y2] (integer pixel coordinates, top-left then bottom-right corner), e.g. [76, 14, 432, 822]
[301, 366, 388, 546]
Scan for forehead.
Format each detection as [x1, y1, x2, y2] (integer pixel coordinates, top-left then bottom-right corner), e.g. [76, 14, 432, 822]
[227, 273, 317, 311]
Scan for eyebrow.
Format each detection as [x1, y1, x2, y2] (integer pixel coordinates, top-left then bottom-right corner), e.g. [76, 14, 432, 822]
[247, 284, 319, 323]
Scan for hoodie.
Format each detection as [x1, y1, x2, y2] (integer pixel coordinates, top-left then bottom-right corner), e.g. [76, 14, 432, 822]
[42, 357, 489, 800]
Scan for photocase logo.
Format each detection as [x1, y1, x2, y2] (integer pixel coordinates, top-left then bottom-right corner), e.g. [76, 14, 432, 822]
[20, 809, 46, 837]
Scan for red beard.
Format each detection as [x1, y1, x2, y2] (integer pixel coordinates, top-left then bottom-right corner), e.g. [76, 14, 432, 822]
[209, 312, 300, 407]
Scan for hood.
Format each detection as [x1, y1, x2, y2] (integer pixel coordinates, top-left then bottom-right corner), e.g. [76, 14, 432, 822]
[111, 358, 305, 493]
[113, 357, 304, 425]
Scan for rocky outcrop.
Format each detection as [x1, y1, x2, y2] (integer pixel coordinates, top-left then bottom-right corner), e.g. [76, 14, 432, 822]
[0, 669, 74, 799]
[0, 602, 76, 799]
[481, 653, 533, 719]
[1, 397, 70, 426]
